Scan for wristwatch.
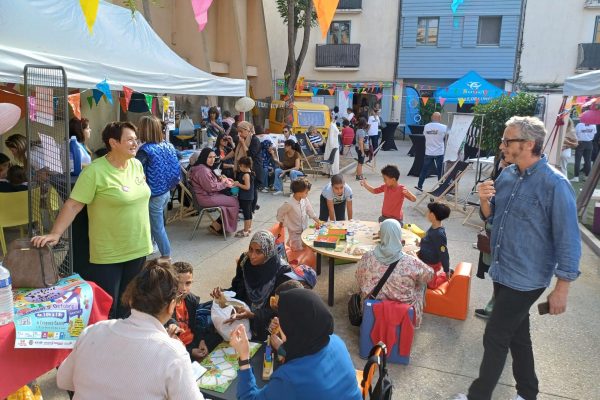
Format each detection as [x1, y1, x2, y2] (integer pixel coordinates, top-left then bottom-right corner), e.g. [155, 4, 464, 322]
[238, 358, 250, 367]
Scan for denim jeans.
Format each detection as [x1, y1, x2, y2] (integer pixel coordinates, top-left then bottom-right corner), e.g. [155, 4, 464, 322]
[273, 168, 304, 191]
[417, 154, 444, 189]
[468, 283, 545, 400]
[148, 191, 171, 257]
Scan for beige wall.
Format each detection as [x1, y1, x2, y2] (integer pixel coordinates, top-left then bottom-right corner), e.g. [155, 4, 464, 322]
[264, 1, 399, 83]
[520, 0, 599, 85]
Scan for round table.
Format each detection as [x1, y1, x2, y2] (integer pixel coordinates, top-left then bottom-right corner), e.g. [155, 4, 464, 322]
[301, 220, 420, 306]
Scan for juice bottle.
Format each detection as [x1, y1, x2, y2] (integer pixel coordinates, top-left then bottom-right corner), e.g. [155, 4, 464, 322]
[262, 335, 274, 380]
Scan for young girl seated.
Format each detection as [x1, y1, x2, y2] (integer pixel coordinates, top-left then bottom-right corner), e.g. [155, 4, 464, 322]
[276, 177, 320, 251]
[233, 156, 255, 238]
[0, 165, 28, 193]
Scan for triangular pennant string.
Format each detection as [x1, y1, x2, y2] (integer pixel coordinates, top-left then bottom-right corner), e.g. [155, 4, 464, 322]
[123, 86, 134, 109]
[421, 97, 429, 105]
[86, 96, 93, 109]
[92, 89, 103, 105]
[79, 0, 100, 34]
[95, 80, 113, 104]
[68, 93, 81, 119]
[144, 94, 153, 111]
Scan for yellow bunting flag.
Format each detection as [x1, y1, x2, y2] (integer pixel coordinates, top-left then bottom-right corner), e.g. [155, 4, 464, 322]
[313, 0, 340, 38]
[79, 0, 100, 34]
[67, 93, 81, 119]
[393, 95, 399, 101]
[162, 96, 170, 111]
[458, 98, 465, 107]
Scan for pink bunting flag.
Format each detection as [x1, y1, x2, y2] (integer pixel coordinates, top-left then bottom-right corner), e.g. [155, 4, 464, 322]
[375, 93, 383, 101]
[191, 0, 214, 31]
[438, 97, 446, 107]
[483, 89, 489, 96]
[343, 90, 350, 98]
[152, 97, 158, 115]
[475, 98, 480, 105]
[28, 96, 36, 121]
[68, 93, 81, 119]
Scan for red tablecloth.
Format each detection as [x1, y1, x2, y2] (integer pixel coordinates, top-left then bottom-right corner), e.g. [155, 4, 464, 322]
[0, 281, 112, 398]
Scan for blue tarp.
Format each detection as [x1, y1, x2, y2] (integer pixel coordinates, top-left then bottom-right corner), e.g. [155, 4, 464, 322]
[434, 71, 505, 104]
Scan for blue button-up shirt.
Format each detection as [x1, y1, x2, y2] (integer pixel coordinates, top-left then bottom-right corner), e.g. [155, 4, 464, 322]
[487, 155, 581, 291]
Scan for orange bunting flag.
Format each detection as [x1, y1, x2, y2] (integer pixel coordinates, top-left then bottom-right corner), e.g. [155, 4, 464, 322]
[313, 0, 340, 38]
[328, 88, 335, 95]
[421, 97, 429, 105]
[68, 93, 81, 119]
[123, 86, 133, 109]
[458, 98, 466, 107]
[79, 0, 100, 34]
[119, 97, 127, 113]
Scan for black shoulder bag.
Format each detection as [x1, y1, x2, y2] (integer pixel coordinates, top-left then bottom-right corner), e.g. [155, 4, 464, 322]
[348, 259, 400, 327]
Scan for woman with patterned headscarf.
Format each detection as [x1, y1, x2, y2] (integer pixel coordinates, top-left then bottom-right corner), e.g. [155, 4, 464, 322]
[211, 230, 291, 340]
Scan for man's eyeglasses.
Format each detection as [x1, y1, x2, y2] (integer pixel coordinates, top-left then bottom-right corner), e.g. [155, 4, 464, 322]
[501, 138, 527, 146]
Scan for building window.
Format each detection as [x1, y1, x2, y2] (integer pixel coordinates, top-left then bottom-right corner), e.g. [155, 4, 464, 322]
[417, 17, 439, 46]
[594, 16, 600, 43]
[477, 16, 502, 45]
[327, 21, 351, 44]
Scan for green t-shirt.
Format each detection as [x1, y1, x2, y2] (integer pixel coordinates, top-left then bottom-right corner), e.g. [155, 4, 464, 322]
[70, 157, 152, 264]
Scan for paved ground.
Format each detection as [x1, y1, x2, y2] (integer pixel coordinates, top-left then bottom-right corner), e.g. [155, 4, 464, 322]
[36, 139, 599, 399]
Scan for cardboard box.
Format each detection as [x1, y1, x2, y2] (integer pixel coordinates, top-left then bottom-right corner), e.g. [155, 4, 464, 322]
[313, 235, 339, 249]
[326, 228, 347, 241]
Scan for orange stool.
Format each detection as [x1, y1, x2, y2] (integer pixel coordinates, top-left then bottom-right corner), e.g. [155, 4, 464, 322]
[424, 262, 472, 320]
[268, 223, 316, 269]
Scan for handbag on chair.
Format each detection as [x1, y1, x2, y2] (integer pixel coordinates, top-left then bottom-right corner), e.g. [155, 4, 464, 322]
[348, 259, 400, 326]
[3, 238, 59, 288]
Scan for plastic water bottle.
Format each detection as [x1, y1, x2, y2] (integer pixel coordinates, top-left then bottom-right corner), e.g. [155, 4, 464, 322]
[0, 264, 14, 326]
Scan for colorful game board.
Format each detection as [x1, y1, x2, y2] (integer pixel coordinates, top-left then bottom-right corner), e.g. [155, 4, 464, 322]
[198, 341, 262, 393]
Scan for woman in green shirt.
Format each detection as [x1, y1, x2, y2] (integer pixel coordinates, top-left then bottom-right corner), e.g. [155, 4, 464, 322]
[32, 122, 152, 318]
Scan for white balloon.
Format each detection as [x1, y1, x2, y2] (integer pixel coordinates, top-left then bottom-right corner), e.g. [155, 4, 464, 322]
[0, 103, 21, 135]
[234, 97, 255, 113]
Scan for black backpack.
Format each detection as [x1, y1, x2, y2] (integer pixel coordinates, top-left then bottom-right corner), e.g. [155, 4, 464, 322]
[359, 342, 393, 400]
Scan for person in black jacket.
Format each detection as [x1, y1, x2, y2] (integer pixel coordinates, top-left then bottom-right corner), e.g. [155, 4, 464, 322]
[165, 261, 220, 361]
[211, 230, 291, 341]
[417, 202, 451, 278]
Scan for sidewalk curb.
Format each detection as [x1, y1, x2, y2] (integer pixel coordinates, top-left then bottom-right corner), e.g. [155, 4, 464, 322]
[580, 223, 600, 257]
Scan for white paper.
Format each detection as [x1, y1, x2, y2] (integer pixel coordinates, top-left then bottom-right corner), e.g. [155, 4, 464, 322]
[191, 361, 208, 381]
[446, 114, 475, 162]
[38, 133, 64, 173]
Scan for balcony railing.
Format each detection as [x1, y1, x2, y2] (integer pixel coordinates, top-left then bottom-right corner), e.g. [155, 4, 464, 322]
[337, 0, 362, 9]
[577, 43, 600, 70]
[584, 0, 600, 8]
[315, 44, 360, 68]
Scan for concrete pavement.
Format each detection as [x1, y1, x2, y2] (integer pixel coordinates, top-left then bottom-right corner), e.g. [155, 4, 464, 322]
[36, 139, 599, 399]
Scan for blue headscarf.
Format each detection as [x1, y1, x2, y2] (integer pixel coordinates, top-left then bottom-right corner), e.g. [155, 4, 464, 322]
[373, 219, 404, 265]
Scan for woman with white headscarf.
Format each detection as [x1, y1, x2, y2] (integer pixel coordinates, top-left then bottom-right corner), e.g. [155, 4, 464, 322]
[355, 220, 433, 326]
[211, 230, 291, 340]
[324, 122, 340, 175]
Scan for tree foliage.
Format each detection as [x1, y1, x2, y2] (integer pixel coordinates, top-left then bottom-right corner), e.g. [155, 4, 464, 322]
[419, 100, 443, 124]
[472, 93, 537, 152]
[274, 0, 318, 102]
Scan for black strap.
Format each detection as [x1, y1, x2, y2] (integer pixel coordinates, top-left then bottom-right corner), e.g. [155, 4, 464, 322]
[368, 258, 400, 299]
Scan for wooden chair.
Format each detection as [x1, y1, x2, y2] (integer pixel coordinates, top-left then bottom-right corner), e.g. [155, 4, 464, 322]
[166, 166, 197, 224]
[413, 160, 471, 215]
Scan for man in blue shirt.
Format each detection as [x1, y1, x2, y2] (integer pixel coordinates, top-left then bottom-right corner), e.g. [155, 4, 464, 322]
[454, 116, 581, 400]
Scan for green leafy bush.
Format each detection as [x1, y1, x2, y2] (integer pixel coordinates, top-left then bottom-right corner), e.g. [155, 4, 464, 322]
[472, 93, 537, 152]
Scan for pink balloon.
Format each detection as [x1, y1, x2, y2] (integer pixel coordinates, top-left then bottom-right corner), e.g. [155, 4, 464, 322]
[0, 103, 21, 135]
[579, 109, 600, 125]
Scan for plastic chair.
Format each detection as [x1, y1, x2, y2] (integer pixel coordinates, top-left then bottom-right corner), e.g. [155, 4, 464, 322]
[316, 147, 338, 178]
[0, 191, 29, 255]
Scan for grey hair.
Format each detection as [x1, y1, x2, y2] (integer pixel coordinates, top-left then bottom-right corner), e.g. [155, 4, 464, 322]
[505, 116, 546, 156]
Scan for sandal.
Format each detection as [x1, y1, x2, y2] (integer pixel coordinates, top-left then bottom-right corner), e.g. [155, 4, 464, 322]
[208, 225, 223, 236]
[234, 230, 250, 238]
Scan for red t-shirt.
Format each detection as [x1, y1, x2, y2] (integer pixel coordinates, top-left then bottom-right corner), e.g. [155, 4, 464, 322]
[341, 127, 355, 145]
[175, 301, 194, 346]
[374, 183, 406, 221]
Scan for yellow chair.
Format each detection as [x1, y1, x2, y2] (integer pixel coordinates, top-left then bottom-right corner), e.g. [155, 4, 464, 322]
[0, 191, 29, 255]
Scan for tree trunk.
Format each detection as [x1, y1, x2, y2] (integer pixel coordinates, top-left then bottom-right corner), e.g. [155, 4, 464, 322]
[285, 0, 296, 101]
[295, 0, 313, 79]
[142, 0, 152, 26]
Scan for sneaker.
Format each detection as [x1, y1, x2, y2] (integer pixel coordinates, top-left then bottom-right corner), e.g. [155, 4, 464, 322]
[474, 308, 491, 319]
[450, 395, 468, 400]
[355, 175, 363, 181]
[272, 191, 284, 196]
[570, 176, 579, 182]
[414, 186, 423, 192]
[261, 188, 270, 193]
[512, 395, 526, 400]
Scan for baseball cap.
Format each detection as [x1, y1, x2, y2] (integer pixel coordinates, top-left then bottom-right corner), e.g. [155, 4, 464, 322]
[284, 264, 317, 289]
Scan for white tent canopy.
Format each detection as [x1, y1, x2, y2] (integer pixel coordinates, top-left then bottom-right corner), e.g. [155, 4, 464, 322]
[0, 0, 246, 96]
[563, 70, 600, 96]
